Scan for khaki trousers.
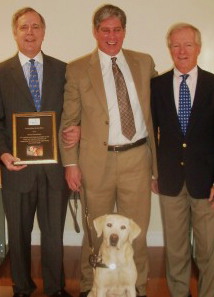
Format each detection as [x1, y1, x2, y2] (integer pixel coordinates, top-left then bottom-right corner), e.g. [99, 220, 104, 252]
[79, 143, 152, 296]
[160, 185, 214, 297]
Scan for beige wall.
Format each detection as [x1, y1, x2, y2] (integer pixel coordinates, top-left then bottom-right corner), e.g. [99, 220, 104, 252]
[1, 0, 214, 246]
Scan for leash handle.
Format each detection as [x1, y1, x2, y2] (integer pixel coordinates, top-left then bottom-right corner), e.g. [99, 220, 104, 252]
[68, 191, 80, 233]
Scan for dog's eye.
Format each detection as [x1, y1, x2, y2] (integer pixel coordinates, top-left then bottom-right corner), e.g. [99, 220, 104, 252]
[107, 223, 112, 228]
[121, 225, 126, 230]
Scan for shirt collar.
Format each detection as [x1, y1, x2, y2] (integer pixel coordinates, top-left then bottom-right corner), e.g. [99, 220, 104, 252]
[98, 49, 125, 68]
[18, 51, 43, 66]
[174, 65, 198, 78]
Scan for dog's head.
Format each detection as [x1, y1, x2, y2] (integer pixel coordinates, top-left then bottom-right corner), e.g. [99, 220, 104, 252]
[93, 214, 141, 249]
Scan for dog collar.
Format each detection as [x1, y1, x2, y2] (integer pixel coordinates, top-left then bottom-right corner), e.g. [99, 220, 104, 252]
[96, 262, 117, 270]
[89, 253, 117, 269]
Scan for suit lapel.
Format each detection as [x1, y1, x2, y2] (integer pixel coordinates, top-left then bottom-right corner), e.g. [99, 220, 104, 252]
[186, 67, 204, 135]
[10, 55, 36, 109]
[123, 50, 147, 121]
[88, 50, 109, 116]
[165, 71, 183, 133]
[41, 53, 50, 110]
[124, 51, 142, 97]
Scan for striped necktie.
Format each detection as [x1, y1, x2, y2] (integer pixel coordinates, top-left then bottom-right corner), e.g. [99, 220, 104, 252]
[178, 74, 191, 135]
[29, 59, 41, 111]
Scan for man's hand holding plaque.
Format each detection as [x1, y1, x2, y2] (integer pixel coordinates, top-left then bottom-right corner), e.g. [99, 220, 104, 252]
[1, 153, 27, 171]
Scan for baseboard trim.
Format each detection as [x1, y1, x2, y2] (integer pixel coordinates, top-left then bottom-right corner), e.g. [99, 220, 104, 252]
[31, 230, 164, 246]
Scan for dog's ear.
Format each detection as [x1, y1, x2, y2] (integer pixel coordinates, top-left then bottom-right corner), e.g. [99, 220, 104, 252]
[128, 219, 141, 243]
[93, 215, 107, 237]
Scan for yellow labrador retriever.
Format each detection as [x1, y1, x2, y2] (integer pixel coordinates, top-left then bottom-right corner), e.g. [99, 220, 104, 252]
[88, 214, 141, 297]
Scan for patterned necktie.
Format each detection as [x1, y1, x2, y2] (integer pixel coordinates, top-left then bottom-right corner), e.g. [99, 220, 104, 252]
[111, 57, 136, 140]
[178, 74, 191, 135]
[29, 59, 41, 111]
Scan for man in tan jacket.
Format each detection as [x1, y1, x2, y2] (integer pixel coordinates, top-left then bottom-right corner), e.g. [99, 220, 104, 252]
[59, 4, 157, 297]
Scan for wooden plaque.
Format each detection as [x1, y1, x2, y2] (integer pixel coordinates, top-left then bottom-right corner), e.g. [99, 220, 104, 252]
[13, 111, 58, 165]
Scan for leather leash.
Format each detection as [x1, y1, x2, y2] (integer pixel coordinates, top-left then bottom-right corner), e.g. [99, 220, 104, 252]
[82, 185, 108, 269]
[68, 191, 80, 233]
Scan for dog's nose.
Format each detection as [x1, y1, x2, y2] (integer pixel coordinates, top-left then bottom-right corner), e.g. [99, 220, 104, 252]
[110, 233, 119, 246]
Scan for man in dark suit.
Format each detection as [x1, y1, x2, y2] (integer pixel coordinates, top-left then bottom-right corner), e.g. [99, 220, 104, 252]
[59, 4, 158, 297]
[151, 23, 214, 297]
[0, 7, 73, 297]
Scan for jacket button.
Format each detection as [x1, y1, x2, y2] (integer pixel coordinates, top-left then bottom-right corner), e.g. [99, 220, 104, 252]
[103, 142, 107, 146]
[180, 162, 185, 166]
[182, 143, 187, 148]
[105, 121, 109, 125]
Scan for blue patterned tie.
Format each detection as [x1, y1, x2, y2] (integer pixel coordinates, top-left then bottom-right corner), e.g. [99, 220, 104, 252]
[29, 59, 41, 111]
[178, 74, 191, 135]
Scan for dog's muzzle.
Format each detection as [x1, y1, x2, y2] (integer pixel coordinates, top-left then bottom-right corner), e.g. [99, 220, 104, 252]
[110, 233, 119, 246]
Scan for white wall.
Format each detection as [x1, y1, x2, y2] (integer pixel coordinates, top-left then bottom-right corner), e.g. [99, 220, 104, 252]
[1, 0, 214, 246]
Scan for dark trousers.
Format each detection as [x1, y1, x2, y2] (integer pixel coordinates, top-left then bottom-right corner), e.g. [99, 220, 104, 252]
[2, 167, 69, 295]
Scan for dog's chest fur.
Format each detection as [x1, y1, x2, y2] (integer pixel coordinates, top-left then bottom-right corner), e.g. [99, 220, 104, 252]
[94, 244, 137, 292]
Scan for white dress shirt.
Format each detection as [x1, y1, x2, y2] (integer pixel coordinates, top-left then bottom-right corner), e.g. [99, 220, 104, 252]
[98, 49, 148, 145]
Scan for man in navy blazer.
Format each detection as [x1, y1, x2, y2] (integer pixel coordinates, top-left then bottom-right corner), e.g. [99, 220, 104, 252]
[151, 23, 214, 297]
[0, 7, 72, 297]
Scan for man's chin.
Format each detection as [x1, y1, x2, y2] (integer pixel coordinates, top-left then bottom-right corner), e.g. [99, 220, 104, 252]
[103, 48, 120, 56]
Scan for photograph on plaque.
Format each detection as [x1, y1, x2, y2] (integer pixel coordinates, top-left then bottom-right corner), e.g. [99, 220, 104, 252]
[13, 111, 58, 165]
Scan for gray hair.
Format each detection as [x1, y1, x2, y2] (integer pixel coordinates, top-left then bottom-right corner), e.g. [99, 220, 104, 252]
[93, 4, 126, 30]
[12, 7, 46, 33]
[166, 23, 201, 47]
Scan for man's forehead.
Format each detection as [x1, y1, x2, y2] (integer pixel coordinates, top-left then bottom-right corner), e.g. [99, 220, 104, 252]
[17, 12, 41, 24]
[100, 25, 123, 29]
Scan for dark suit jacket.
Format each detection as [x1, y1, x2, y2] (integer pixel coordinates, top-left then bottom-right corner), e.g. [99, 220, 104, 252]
[0, 53, 66, 193]
[151, 67, 214, 198]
